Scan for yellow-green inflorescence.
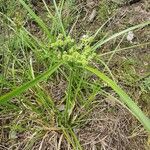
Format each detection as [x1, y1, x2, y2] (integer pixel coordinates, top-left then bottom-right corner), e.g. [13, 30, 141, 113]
[50, 34, 96, 65]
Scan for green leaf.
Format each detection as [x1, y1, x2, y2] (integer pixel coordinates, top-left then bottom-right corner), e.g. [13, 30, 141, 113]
[85, 65, 150, 132]
[0, 62, 63, 104]
[93, 21, 150, 50]
[19, 0, 52, 40]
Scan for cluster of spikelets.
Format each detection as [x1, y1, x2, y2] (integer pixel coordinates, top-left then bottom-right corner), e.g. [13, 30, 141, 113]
[50, 34, 96, 65]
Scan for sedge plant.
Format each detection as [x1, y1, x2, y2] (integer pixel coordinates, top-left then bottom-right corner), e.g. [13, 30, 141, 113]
[0, 0, 150, 149]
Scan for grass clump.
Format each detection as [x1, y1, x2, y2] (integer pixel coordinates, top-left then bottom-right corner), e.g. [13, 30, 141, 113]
[0, 0, 150, 149]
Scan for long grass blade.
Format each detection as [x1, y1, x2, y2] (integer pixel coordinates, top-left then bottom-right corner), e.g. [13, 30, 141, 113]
[85, 65, 150, 132]
[93, 21, 150, 50]
[19, 0, 52, 40]
[52, 0, 66, 37]
[0, 62, 63, 104]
